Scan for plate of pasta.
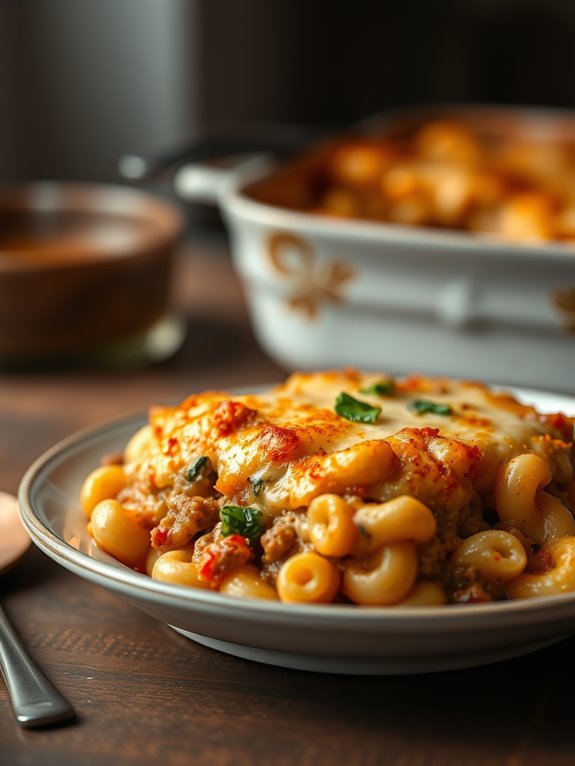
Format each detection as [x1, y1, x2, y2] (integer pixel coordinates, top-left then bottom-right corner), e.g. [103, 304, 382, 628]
[18, 371, 575, 674]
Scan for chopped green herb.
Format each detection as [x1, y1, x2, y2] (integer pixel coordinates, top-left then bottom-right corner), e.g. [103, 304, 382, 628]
[359, 379, 395, 397]
[409, 399, 453, 416]
[185, 455, 211, 483]
[356, 523, 371, 540]
[220, 505, 264, 541]
[249, 476, 265, 496]
[335, 392, 382, 424]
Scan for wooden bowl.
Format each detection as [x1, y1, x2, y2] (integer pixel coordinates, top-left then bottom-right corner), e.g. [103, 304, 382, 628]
[0, 183, 184, 366]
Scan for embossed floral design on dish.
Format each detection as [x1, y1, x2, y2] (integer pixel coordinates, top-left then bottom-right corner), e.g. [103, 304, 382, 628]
[268, 232, 355, 319]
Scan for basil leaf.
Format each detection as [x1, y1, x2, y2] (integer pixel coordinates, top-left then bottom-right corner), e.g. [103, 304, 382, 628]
[185, 455, 211, 483]
[249, 476, 265, 496]
[409, 399, 453, 416]
[335, 392, 381, 424]
[220, 505, 264, 541]
[359, 379, 395, 397]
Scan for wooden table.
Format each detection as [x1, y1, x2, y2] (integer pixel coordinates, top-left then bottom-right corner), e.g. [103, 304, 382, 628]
[1, 237, 574, 766]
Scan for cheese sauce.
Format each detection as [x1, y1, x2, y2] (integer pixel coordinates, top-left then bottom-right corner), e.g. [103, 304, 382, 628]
[125, 371, 571, 525]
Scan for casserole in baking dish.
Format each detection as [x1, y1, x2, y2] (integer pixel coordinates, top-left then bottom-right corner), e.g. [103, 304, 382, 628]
[173, 106, 575, 391]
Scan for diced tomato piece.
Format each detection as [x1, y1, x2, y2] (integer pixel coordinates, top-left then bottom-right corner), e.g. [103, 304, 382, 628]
[151, 527, 169, 550]
[198, 534, 253, 583]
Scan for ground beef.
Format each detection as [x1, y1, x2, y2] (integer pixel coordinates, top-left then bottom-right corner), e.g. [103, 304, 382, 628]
[196, 533, 253, 582]
[493, 520, 534, 554]
[151, 495, 220, 551]
[457, 496, 485, 537]
[526, 545, 554, 574]
[418, 536, 459, 580]
[117, 484, 169, 528]
[261, 516, 298, 564]
[192, 523, 223, 564]
[452, 582, 493, 603]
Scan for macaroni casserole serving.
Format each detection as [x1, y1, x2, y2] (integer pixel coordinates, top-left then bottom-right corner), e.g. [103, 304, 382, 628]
[81, 371, 575, 606]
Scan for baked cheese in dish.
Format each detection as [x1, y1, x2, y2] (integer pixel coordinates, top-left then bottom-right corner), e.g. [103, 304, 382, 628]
[248, 119, 575, 243]
[81, 370, 575, 606]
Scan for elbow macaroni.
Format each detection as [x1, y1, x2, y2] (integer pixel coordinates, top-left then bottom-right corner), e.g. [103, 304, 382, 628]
[90, 498, 150, 568]
[507, 537, 575, 599]
[277, 552, 340, 604]
[453, 530, 527, 581]
[343, 542, 418, 606]
[352, 495, 437, 553]
[307, 494, 358, 557]
[80, 370, 575, 606]
[494, 453, 575, 544]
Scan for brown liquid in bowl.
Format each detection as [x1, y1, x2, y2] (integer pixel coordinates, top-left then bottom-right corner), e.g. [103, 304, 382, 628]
[0, 185, 183, 361]
[0, 210, 159, 266]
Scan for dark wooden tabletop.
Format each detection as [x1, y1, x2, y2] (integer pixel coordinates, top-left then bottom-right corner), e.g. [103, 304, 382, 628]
[1, 237, 575, 766]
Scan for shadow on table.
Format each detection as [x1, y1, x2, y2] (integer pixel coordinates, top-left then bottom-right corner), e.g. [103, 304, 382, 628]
[1, 546, 62, 597]
[173, 632, 575, 762]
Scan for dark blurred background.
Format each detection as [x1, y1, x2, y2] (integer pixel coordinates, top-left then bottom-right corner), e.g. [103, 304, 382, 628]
[1, 0, 574, 184]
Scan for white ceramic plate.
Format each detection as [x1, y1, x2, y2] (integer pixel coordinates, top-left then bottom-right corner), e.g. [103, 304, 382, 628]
[18, 386, 575, 675]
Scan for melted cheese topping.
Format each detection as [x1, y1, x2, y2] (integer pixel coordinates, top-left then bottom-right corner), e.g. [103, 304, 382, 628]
[124, 371, 573, 533]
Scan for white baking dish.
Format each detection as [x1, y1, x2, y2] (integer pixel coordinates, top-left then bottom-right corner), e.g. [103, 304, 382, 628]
[173, 106, 575, 392]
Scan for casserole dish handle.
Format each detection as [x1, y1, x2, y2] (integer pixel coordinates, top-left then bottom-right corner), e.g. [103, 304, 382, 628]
[119, 145, 268, 207]
[118, 125, 334, 205]
[172, 160, 244, 206]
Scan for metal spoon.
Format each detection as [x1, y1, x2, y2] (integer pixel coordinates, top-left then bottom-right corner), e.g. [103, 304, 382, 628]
[0, 491, 75, 728]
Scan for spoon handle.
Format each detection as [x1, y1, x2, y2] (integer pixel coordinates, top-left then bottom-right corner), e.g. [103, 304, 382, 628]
[0, 604, 74, 727]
